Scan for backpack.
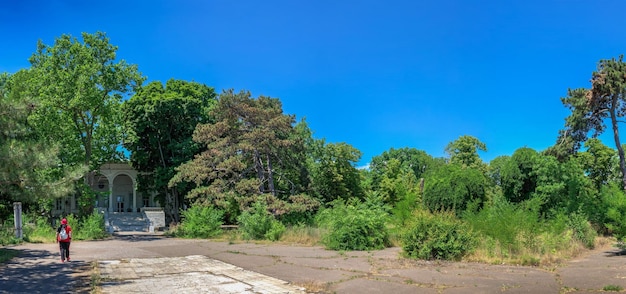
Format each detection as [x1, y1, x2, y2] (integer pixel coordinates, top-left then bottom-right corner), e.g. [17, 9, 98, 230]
[59, 225, 68, 241]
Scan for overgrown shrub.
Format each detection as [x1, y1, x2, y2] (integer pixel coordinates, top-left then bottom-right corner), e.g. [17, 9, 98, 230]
[0, 219, 21, 246]
[75, 212, 107, 240]
[178, 205, 224, 238]
[401, 211, 476, 260]
[422, 164, 487, 215]
[237, 200, 284, 241]
[315, 196, 390, 251]
[463, 196, 542, 253]
[566, 212, 596, 249]
[272, 194, 321, 226]
[464, 195, 594, 264]
[601, 184, 626, 246]
[23, 213, 54, 243]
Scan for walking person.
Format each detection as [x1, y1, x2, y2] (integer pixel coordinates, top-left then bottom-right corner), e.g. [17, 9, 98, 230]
[56, 218, 72, 262]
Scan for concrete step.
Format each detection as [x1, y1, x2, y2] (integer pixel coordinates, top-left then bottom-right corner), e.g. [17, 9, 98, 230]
[108, 212, 149, 232]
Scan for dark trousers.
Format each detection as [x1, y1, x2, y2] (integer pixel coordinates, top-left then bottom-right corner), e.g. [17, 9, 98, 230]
[59, 241, 70, 260]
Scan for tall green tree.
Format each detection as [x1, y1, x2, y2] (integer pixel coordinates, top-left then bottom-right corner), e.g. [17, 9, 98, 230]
[24, 31, 144, 173]
[577, 138, 619, 190]
[369, 147, 433, 190]
[170, 90, 307, 213]
[123, 79, 217, 223]
[422, 163, 487, 214]
[500, 147, 539, 203]
[0, 72, 80, 219]
[445, 135, 487, 170]
[309, 140, 364, 203]
[12, 32, 144, 215]
[560, 56, 626, 189]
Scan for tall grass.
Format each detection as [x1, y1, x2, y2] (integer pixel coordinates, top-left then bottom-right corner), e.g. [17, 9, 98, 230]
[23, 214, 55, 243]
[463, 197, 592, 265]
[279, 223, 323, 246]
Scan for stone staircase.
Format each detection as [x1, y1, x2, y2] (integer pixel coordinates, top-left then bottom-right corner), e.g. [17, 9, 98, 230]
[108, 212, 149, 232]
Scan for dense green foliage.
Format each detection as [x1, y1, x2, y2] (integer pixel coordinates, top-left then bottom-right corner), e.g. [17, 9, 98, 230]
[123, 79, 217, 223]
[0, 72, 79, 220]
[559, 55, 626, 189]
[315, 195, 390, 251]
[237, 200, 285, 241]
[401, 211, 476, 260]
[0, 212, 106, 245]
[423, 164, 487, 214]
[176, 205, 223, 238]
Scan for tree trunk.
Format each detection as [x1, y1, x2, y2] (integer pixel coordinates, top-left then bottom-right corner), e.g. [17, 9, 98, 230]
[266, 153, 275, 196]
[164, 189, 180, 225]
[254, 150, 265, 193]
[609, 98, 626, 190]
[171, 189, 180, 223]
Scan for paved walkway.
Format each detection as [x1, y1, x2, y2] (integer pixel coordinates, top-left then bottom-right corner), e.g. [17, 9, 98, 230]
[99, 255, 305, 293]
[2, 233, 626, 293]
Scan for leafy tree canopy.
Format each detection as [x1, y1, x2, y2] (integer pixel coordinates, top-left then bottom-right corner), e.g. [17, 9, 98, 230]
[170, 89, 307, 211]
[123, 79, 217, 222]
[23, 31, 144, 171]
[560, 56, 626, 189]
[445, 135, 487, 170]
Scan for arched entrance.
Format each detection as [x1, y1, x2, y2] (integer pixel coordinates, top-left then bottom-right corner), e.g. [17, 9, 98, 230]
[96, 163, 141, 213]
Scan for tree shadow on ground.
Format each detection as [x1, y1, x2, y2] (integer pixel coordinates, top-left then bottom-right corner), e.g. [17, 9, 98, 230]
[604, 248, 626, 257]
[0, 248, 92, 293]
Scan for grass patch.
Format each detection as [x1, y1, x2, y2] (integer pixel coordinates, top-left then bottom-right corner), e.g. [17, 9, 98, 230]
[603, 285, 623, 292]
[294, 280, 332, 293]
[90, 261, 102, 294]
[278, 224, 322, 246]
[0, 248, 19, 263]
[462, 198, 600, 266]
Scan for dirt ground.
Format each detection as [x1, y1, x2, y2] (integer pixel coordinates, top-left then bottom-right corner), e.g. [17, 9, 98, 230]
[2, 234, 626, 293]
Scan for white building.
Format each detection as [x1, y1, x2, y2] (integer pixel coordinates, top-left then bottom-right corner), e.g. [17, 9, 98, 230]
[53, 163, 159, 215]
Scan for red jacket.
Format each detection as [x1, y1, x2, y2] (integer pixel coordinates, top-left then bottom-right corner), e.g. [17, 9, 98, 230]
[57, 225, 72, 242]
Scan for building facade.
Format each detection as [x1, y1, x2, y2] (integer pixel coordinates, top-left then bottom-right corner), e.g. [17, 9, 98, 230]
[53, 163, 159, 215]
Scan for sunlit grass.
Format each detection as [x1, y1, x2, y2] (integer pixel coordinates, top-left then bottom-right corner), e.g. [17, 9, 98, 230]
[278, 224, 323, 246]
[464, 234, 611, 266]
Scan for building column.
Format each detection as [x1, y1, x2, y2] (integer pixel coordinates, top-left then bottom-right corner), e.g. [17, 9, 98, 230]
[108, 181, 114, 212]
[132, 183, 137, 213]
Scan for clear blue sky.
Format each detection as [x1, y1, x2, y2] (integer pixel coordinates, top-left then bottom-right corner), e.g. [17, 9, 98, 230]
[2, 1, 626, 167]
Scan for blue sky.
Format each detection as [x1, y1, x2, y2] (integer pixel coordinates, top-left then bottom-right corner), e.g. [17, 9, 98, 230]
[2, 1, 626, 167]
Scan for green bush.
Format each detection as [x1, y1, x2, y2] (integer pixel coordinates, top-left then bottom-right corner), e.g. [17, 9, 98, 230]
[315, 197, 390, 251]
[402, 211, 476, 260]
[75, 212, 107, 240]
[463, 196, 541, 254]
[422, 164, 487, 215]
[237, 201, 284, 240]
[23, 214, 54, 243]
[566, 212, 596, 249]
[0, 220, 21, 246]
[265, 220, 286, 241]
[178, 205, 224, 238]
[601, 184, 626, 244]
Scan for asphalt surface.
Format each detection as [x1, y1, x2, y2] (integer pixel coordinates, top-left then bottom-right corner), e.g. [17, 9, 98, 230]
[2, 233, 626, 293]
